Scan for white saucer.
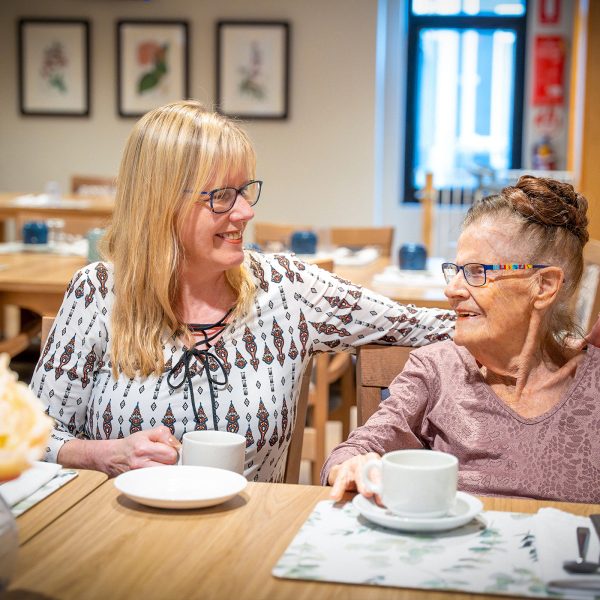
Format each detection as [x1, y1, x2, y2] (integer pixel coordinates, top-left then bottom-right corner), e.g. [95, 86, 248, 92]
[353, 491, 483, 532]
[114, 465, 247, 510]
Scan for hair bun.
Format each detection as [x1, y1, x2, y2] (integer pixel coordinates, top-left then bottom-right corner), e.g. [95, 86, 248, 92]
[502, 175, 589, 246]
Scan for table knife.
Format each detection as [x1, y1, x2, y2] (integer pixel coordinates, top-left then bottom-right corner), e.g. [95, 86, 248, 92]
[548, 579, 600, 593]
[591, 515, 600, 562]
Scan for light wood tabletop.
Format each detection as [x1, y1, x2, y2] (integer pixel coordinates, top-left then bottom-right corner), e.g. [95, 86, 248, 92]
[0, 192, 114, 220]
[16, 469, 108, 546]
[0, 252, 86, 316]
[8, 481, 600, 600]
[334, 257, 449, 309]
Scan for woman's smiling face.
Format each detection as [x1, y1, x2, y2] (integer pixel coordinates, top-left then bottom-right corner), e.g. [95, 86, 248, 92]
[444, 220, 539, 354]
[179, 172, 256, 274]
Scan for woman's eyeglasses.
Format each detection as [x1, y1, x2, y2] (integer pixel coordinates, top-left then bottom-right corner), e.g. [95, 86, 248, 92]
[441, 262, 549, 287]
[199, 180, 263, 214]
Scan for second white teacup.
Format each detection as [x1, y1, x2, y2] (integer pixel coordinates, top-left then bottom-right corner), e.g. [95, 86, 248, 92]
[362, 449, 458, 518]
[181, 430, 246, 475]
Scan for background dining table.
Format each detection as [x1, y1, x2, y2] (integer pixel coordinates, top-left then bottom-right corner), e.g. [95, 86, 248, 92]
[6, 477, 600, 600]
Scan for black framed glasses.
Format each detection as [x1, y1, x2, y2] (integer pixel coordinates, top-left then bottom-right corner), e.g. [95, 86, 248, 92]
[441, 262, 550, 287]
[200, 180, 262, 214]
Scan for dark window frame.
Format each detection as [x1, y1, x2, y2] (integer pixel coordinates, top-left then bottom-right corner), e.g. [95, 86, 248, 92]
[403, 9, 528, 203]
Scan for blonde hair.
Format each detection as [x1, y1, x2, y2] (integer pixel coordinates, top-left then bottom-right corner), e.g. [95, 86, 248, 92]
[102, 100, 256, 377]
[463, 175, 589, 360]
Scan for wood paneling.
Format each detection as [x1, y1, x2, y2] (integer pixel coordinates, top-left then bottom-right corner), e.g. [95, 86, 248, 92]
[580, 0, 600, 239]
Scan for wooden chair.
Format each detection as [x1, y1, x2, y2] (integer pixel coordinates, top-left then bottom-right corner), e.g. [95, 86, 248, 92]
[41, 315, 310, 485]
[0, 317, 41, 358]
[71, 176, 116, 197]
[253, 222, 301, 251]
[356, 345, 413, 426]
[580, 239, 600, 332]
[330, 226, 394, 257]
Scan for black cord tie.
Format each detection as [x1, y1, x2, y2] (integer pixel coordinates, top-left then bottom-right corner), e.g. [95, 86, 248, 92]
[167, 309, 232, 429]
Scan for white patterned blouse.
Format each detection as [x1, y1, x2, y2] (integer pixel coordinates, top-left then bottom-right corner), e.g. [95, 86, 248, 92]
[31, 252, 455, 482]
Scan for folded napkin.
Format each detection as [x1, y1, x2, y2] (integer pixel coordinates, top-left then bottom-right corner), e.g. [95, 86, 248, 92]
[333, 246, 379, 266]
[0, 461, 62, 507]
[534, 508, 600, 598]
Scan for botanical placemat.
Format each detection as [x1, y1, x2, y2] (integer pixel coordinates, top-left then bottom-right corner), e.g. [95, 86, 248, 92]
[273, 500, 552, 598]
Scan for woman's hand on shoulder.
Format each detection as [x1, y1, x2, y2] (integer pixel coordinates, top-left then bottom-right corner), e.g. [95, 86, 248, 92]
[104, 426, 181, 476]
[585, 313, 600, 348]
[328, 452, 381, 502]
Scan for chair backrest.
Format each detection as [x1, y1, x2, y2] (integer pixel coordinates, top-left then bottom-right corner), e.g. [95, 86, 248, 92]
[41, 316, 55, 348]
[356, 345, 412, 426]
[71, 175, 116, 197]
[284, 357, 313, 483]
[581, 239, 600, 333]
[330, 226, 394, 257]
[254, 222, 303, 250]
[42, 313, 308, 484]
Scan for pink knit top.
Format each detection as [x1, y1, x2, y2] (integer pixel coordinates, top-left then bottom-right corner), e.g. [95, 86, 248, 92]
[322, 342, 600, 503]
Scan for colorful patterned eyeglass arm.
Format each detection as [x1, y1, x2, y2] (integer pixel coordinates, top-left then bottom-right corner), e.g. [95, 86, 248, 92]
[483, 264, 549, 271]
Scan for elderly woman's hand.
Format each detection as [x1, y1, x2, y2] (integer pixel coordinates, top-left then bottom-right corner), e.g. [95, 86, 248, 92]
[585, 314, 600, 347]
[328, 452, 381, 501]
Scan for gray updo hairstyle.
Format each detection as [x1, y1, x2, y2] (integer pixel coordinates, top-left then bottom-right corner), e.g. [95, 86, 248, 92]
[463, 175, 589, 358]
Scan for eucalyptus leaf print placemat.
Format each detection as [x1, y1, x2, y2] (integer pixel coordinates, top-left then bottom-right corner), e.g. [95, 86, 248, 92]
[273, 500, 582, 598]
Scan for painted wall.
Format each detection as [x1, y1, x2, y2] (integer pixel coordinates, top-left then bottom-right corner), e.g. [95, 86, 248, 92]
[0, 0, 377, 236]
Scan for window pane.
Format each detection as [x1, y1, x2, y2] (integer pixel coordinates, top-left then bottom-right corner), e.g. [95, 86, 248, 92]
[412, 0, 525, 16]
[413, 28, 517, 190]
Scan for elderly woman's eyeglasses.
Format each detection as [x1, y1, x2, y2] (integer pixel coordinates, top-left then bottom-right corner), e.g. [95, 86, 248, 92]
[200, 180, 262, 214]
[441, 262, 549, 287]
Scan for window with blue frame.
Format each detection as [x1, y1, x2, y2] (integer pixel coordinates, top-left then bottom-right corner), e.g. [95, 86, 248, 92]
[404, 0, 527, 202]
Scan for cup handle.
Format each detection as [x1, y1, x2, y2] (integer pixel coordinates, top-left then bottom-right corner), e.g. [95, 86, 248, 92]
[361, 459, 382, 495]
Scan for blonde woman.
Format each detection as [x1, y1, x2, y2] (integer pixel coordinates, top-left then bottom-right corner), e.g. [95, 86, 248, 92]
[31, 100, 456, 480]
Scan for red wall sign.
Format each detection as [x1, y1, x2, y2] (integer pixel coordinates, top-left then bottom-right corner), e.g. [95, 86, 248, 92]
[533, 36, 566, 106]
[539, 0, 561, 25]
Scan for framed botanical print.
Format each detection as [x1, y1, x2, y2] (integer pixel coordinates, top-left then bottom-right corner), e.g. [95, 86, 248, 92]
[18, 19, 90, 117]
[217, 21, 290, 120]
[117, 20, 189, 118]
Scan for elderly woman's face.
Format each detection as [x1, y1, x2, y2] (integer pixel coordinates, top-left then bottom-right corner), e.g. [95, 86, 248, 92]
[445, 220, 538, 353]
[180, 172, 255, 273]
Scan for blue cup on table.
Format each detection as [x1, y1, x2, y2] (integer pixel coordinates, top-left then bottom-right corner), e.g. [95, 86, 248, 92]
[399, 243, 427, 270]
[22, 221, 48, 245]
[290, 231, 317, 255]
[87, 228, 106, 262]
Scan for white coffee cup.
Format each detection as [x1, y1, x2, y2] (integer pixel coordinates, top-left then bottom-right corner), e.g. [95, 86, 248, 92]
[181, 431, 246, 475]
[362, 449, 458, 518]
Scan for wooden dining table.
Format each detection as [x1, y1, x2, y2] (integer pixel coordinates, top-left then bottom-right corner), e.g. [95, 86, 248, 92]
[0, 252, 87, 316]
[16, 469, 107, 545]
[0, 192, 114, 220]
[7, 480, 600, 600]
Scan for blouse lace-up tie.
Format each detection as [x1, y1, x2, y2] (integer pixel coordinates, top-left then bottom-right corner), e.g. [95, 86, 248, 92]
[166, 309, 232, 429]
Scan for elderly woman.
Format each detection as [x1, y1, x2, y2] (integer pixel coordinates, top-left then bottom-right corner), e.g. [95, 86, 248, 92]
[324, 176, 600, 503]
[31, 101, 455, 481]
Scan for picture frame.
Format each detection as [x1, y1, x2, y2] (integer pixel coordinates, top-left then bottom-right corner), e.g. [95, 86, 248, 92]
[18, 19, 90, 117]
[117, 20, 189, 118]
[217, 21, 290, 120]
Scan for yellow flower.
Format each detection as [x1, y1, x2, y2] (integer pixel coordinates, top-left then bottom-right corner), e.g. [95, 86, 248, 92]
[0, 354, 53, 481]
